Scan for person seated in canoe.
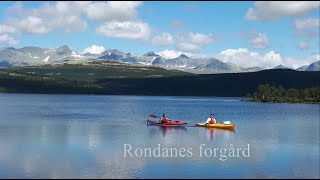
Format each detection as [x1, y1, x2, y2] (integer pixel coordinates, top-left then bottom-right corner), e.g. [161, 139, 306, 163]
[206, 114, 217, 124]
[160, 113, 170, 124]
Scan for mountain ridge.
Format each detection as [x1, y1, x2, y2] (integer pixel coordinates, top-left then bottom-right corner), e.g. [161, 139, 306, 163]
[0, 45, 319, 73]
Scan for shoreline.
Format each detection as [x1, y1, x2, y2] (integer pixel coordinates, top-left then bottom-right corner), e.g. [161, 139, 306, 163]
[0, 91, 245, 99]
[241, 99, 320, 104]
[1, 91, 318, 104]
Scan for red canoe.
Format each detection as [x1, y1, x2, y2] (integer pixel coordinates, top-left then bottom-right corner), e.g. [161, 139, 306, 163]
[147, 119, 187, 126]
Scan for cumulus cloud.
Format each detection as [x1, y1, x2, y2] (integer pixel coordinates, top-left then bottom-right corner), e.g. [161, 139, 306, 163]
[0, 1, 147, 41]
[293, 18, 320, 39]
[82, 45, 106, 54]
[0, 2, 88, 35]
[175, 32, 214, 52]
[0, 34, 19, 46]
[85, 1, 142, 22]
[177, 32, 213, 45]
[217, 48, 282, 68]
[297, 40, 310, 50]
[150, 32, 215, 53]
[0, 24, 17, 34]
[249, 32, 270, 49]
[156, 50, 192, 59]
[294, 18, 320, 29]
[96, 21, 150, 41]
[217, 48, 319, 69]
[88, 1, 150, 41]
[151, 33, 174, 46]
[283, 54, 319, 69]
[8, 16, 51, 34]
[176, 42, 201, 52]
[246, 1, 320, 21]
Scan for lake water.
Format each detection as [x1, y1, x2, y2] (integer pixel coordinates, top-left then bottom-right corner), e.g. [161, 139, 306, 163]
[0, 93, 319, 178]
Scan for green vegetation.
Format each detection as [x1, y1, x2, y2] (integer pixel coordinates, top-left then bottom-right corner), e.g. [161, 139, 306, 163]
[0, 70, 107, 94]
[9, 61, 191, 81]
[0, 63, 319, 102]
[246, 84, 320, 103]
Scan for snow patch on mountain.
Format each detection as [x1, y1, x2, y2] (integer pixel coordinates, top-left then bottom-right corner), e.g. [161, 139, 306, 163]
[43, 56, 50, 62]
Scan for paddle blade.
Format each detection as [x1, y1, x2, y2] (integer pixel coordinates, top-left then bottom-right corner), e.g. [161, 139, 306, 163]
[149, 114, 157, 118]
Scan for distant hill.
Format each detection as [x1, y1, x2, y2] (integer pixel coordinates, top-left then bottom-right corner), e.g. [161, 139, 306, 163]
[273, 64, 290, 69]
[95, 69, 320, 97]
[5, 60, 191, 81]
[0, 45, 294, 74]
[306, 61, 320, 71]
[296, 61, 320, 72]
[3, 45, 318, 75]
[1, 66, 318, 96]
[296, 65, 308, 71]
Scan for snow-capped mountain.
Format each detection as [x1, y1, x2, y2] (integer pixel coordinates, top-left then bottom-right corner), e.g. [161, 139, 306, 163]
[144, 51, 159, 57]
[165, 54, 193, 69]
[192, 59, 242, 73]
[1, 45, 318, 73]
[95, 49, 140, 64]
[137, 51, 160, 65]
[0, 45, 84, 67]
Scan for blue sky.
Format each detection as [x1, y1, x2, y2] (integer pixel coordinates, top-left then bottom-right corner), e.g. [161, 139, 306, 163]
[0, 1, 319, 68]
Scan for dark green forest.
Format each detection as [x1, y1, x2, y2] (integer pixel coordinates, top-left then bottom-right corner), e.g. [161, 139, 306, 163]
[246, 84, 320, 103]
[0, 63, 319, 103]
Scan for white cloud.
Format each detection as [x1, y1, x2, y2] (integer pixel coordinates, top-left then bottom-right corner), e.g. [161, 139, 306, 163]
[177, 32, 213, 45]
[0, 1, 144, 37]
[297, 40, 310, 50]
[0, 2, 88, 35]
[0, 1, 148, 42]
[87, 1, 150, 41]
[175, 32, 214, 53]
[294, 18, 320, 29]
[9, 16, 51, 34]
[156, 50, 192, 59]
[246, 1, 320, 21]
[152, 33, 174, 46]
[283, 54, 320, 69]
[217, 48, 282, 68]
[96, 21, 150, 41]
[85, 1, 143, 22]
[0, 24, 17, 34]
[176, 42, 201, 52]
[82, 45, 106, 54]
[0, 34, 19, 46]
[249, 32, 270, 49]
[217, 48, 319, 69]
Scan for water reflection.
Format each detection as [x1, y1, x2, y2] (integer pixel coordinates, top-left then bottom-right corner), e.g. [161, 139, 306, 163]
[159, 126, 187, 137]
[201, 127, 236, 141]
[147, 125, 187, 137]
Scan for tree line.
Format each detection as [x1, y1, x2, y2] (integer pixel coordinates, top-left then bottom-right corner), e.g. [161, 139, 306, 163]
[246, 84, 320, 103]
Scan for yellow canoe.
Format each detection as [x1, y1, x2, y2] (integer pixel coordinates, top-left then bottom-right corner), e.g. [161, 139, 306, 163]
[195, 123, 236, 130]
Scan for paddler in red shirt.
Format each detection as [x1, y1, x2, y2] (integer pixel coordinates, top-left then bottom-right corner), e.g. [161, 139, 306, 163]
[161, 113, 169, 124]
[206, 114, 217, 124]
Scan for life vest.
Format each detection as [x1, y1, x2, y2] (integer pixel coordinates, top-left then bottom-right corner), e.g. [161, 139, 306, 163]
[209, 118, 215, 124]
[161, 117, 168, 123]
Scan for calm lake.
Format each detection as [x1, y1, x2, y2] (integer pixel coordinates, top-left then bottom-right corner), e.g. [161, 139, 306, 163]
[0, 93, 319, 178]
